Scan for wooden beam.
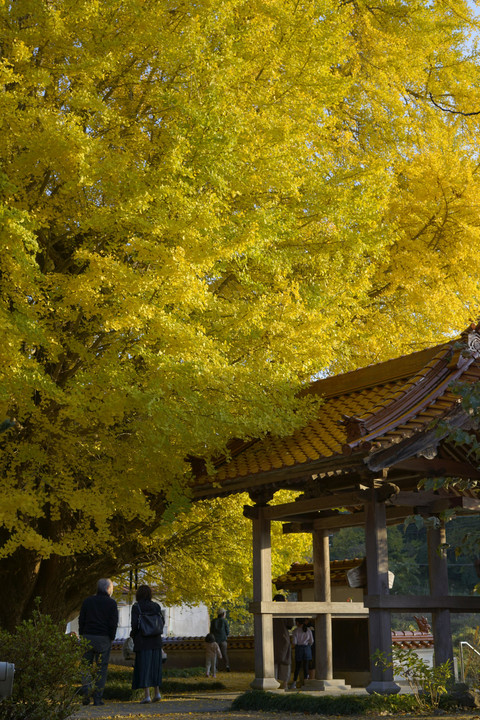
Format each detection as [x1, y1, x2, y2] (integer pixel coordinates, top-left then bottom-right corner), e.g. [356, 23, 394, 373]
[282, 506, 412, 534]
[387, 493, 480, 513]
[388, 491, 446, 507]
[364, 595, 480, 612]
[282, 522, 314, 534]
[274, 513, 322, 523]
[249, 596, 480, 613]
[249, 601, 368, 616]
[311, 506, 410, 531]
[243, 504, 259, 519]
[395, 457, 480, 481]
[259, 491, 368, 520]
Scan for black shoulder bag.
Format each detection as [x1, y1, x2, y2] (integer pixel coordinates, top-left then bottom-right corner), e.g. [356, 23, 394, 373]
[136, 603, 164, 638]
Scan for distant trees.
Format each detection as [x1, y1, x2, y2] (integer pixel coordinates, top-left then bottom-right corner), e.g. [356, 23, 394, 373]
[330, 517, 480, 598]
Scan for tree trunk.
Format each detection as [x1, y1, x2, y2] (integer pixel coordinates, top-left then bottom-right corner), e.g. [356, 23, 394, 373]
[0, 499, 168, 630]
[0, 548, 125, 630]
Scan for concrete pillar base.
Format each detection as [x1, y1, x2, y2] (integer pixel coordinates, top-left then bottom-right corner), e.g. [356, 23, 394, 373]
[366, 680, 401, 695]
[250, 677, 281, 690]
[303, 678, 351, 691]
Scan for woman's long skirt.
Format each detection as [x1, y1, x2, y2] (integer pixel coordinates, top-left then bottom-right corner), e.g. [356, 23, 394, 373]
[132, 648, 163, 689]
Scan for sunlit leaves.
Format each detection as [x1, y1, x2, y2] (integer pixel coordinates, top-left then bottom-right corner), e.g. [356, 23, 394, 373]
[0, 0, 480, 577]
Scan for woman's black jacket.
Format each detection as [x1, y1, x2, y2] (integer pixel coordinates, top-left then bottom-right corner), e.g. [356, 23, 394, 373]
[130, 600, 163, 651]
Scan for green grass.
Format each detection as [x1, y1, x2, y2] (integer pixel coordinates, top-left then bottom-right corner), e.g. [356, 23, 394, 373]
[102, 665, 226, 701]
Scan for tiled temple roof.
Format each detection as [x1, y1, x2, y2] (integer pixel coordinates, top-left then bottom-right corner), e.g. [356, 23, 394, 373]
[192, 324, 480, 500]
[391, 630, 434, 649]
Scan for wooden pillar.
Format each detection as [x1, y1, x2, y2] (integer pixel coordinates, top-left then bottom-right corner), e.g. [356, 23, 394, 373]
[428, 521, 454, 673]
[305, 527, 350, 690]
[250, 508, 279, 690]
[365, 487, 400, 695]
[313, 528, 333, 680]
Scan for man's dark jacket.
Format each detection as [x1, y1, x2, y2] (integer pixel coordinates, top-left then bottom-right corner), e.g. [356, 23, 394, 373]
[79, 591, 118, 640]
[210, 616, 229, 643]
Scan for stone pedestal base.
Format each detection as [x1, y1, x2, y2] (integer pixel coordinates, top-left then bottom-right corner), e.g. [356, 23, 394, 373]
[303, 678, 351, 692]
[250, 677, 281, 690]
[366, 680, 401, 695]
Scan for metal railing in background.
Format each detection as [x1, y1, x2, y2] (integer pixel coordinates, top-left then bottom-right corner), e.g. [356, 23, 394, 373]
[459, 641, 480, 683]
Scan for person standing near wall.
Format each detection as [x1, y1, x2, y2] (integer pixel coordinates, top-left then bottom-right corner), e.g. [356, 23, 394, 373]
[79, 578, 118, 706]
[130, 584, 164, 704]
[210, 608, 230, 671]
[272, 593, 293, 690]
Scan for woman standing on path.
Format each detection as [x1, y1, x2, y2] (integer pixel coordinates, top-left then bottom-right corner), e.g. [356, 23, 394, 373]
[130, 584, 164, 703]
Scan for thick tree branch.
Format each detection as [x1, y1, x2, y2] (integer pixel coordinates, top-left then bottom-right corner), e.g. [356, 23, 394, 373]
[429, 92, 480, 116]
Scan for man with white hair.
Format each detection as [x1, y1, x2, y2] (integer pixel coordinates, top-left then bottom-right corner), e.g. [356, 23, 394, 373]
[79, 578, 118, 706]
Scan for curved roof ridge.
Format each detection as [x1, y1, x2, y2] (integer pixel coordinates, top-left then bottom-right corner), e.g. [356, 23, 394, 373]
[353, 347, 451, 423]
[341, 346, 453, 445]
[343, 328, 480, 451]
[303, 342, 449, 400]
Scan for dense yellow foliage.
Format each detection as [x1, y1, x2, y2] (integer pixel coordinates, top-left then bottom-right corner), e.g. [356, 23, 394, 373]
[1, 0, 480, 617]
[135, 493, 312, 617]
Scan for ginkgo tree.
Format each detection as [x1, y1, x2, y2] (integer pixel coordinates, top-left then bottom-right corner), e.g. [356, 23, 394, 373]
[1, 0, 480, 628]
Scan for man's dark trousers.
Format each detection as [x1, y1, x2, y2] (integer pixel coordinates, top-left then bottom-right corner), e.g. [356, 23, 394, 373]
[81, 634, 112, 703]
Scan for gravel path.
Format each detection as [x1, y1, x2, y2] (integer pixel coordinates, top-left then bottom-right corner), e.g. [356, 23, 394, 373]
[72, 691, 237, 718]
[71, 691, 361, 719]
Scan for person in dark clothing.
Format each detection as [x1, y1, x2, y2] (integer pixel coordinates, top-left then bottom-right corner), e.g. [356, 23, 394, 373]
[79, 578, 118, 706]
[130, 584, 164, 703]
[272, 594, 293, 690]
[210, 608, 230, 671]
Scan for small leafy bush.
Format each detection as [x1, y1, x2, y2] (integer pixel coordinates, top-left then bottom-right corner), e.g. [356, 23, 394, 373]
[374, 645, 452, 710]
[0, 606, 85, 720]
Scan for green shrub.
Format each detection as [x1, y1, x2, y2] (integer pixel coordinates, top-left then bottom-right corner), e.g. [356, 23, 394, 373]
[373, 645, 452, 710]
[0, 607, 85, 720]
[232, 689, 424, 716]
[232, 690, 371, 715]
